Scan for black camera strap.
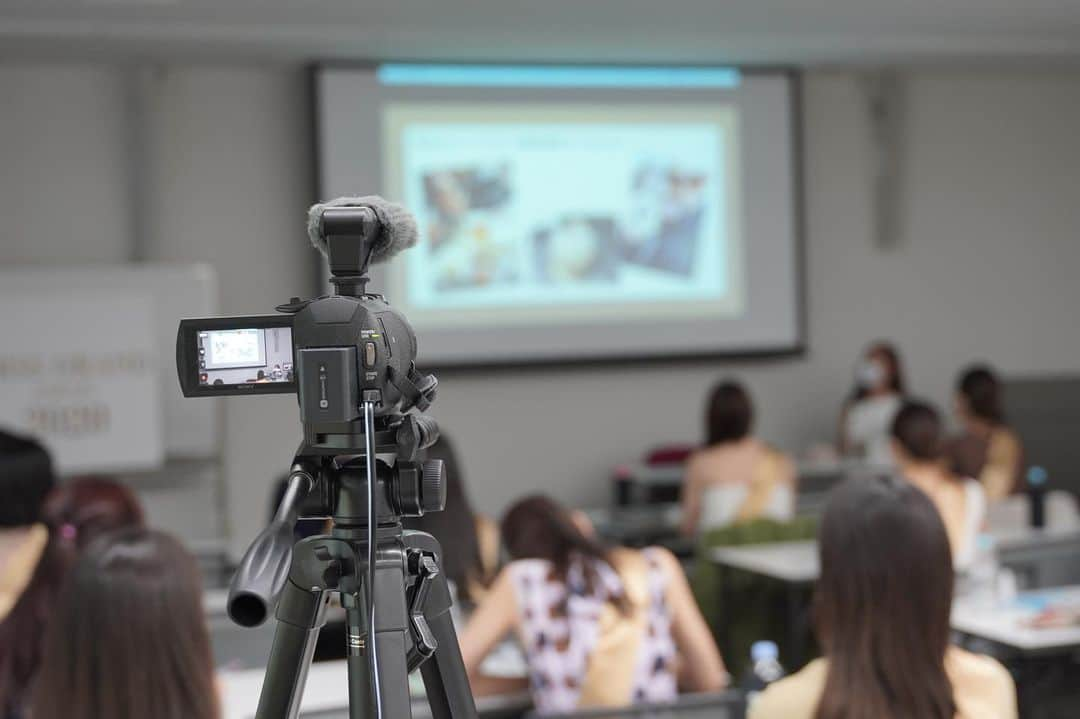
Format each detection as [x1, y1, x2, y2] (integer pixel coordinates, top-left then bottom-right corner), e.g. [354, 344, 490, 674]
[388, 363, 438, 413]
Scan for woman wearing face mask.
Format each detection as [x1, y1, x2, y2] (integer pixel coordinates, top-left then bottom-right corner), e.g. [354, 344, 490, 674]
[837, 341, 906, 467]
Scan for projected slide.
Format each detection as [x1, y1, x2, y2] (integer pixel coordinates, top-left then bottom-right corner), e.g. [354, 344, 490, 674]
[384, 105, 742, 327]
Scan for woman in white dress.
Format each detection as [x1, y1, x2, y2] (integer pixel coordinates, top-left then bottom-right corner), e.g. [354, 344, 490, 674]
[680, 381, 796, 536]
[838, 341, 907, 468]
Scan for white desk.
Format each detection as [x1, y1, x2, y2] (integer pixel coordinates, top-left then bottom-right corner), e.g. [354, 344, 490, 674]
[951, 586, 1080, 655]
[219, 660, 531, 719]
[708, 541, 818, 584]
[708, 526, 1080, 586]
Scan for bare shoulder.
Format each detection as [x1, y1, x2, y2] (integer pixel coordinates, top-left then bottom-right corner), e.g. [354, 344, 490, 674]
[747, 659, 826, 719]
[948, 647, 1014, 689]
[947, 647, 1018, 718]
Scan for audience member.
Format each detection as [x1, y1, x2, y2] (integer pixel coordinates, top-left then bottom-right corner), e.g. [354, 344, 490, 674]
[461, 495, 727, 713]
[838, 341, 906, 466]
[31, 528, 218, 719]
[948, 365, 1024, 501]
[0, 477, 144, 718]
[680, 381, 796, 535]
[404, 434, 500, 604]
[749, 476, 1017, 719]
[891, 401, 986, 569]
[0, 431, 55, 623]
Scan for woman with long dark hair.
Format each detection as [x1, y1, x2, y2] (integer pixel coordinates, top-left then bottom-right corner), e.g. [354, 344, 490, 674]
[891, 400, 986, 569]
[749, 476, 1016, 719]
[0, 431, 55, 624]
[681, 380, 796, 535]
[32, 528, 218, 719]
[460, 495, 726, 713]
[948, 364, 1025, 500]
[838, 341, 906, 466]
[0, 477, 144, 718]
[403, 434, 500, 603]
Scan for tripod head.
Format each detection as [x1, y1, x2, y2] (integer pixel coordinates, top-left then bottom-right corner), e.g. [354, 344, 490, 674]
[227, 415, 447, 628]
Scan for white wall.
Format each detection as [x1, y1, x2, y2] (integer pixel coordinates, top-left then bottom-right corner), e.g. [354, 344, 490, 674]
[3, 64, 1079, 542]
[0, 63, 317, 554]
[0, 65, 133, 262]
[137, 67, 318, 554]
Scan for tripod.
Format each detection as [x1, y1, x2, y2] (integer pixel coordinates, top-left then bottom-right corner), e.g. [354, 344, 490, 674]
[228, 401, 479, 719]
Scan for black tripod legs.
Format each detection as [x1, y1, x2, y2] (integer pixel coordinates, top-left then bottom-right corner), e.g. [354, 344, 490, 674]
[403, 531, 479, 719]
[254, 531, 479, 719]
[255, 578, 328, 719]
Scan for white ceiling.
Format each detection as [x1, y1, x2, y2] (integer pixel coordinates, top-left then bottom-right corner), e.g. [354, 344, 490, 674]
[1, 0, 1080, 65]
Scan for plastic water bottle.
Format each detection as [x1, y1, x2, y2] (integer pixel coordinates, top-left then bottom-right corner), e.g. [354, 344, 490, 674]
[969, 534, 1000, 607]
[1028, 465, 1048, 529]
[743, 640, 785, 701]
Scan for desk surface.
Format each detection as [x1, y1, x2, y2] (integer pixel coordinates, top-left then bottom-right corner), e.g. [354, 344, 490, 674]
[219, 660, 531, 719]
[709, 541, 818, 583]
[707, 525, 1080, 585]
[708, 541, 1080, 656]
[952, 586, 1080, 654]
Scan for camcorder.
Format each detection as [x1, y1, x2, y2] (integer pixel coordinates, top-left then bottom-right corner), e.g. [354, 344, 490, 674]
[176, 198, 440, 462]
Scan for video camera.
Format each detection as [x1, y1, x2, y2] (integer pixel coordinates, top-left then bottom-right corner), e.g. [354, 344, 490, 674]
[176, 197, 442, 464]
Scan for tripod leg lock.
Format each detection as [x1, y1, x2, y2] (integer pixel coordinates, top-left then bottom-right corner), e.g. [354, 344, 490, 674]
[406, 550, 440, 672]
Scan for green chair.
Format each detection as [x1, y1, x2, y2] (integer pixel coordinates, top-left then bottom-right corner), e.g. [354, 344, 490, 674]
[690, 517, 819, 677]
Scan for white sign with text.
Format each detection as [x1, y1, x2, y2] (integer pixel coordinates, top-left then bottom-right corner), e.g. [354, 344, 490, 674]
[0, 291, 164, 473]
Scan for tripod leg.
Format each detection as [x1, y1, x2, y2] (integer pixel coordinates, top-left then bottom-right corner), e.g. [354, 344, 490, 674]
[403, 531, 479, 719]
[419, 594, 480, 719]
[345, 545, 416, 719]
[255, 579, 328, 719]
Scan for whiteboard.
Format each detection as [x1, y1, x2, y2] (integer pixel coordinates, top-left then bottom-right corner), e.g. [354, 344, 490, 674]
[0, 264, 220, 461]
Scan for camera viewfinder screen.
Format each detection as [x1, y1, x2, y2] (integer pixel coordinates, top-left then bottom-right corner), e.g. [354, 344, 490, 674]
[197, 327, 293, 386]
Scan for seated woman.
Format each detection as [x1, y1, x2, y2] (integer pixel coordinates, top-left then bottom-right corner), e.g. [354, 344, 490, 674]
[0, 431, 56, 624]
[680, 381, 796, 535]
[750, 476, 1017, 719]
[891, 401, 986, 570]
[0, 477, 144, 718]
[838, 341, 906, 467]
[948, 365, 1024, 501]
[460, 495, 727, 713]
[404, 434, 500, 605]
[31, 528, 218, 719]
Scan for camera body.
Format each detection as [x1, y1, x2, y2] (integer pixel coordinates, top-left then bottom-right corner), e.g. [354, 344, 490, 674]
[291, 293, 415, 423]
[176, 295, 416, 412]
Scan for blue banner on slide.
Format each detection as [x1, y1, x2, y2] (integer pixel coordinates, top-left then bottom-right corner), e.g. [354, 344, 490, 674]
[377, 64, 741, 89]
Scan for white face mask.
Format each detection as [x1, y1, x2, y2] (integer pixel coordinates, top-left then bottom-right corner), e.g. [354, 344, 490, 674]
[856, 360, 887, 390]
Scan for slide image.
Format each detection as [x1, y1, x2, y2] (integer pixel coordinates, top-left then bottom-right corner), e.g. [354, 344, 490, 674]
[385, 105, 742, 325]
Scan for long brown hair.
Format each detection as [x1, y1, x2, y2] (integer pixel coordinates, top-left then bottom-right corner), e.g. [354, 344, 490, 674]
[814, 476, 955, 719]
[32, 528, 218, 719]
[705, 380, 754, 446]
[501, 495, 631, 614]
[957, 365, 1004, 425]
[0, 477, 144, 715]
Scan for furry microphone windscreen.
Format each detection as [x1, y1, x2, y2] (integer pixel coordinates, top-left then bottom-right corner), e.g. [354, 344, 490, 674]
[306, 196, 420, 264]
